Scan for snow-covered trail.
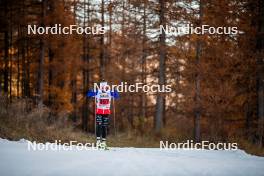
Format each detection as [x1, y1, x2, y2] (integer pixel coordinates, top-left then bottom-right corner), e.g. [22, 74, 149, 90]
[0, 139, 264, 176]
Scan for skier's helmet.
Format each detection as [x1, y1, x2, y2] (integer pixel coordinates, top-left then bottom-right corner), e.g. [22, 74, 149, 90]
[99, 81, 108, 92]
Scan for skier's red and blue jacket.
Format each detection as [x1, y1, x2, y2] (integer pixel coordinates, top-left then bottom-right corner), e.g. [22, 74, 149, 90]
[87, 89, 119, 115]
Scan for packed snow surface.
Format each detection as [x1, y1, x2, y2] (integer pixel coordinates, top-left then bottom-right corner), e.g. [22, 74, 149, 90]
[0, 138, 264, 176]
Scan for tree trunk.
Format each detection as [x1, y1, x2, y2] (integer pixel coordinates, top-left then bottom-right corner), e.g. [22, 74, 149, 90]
[71, 0, 77, 123]
[256, 0, 264, 147]
[194, 0, 203, 142]
[17, 26, 20, 97]
[25, 41, 30, 97]
[3, 0, 9, 95]
[37, 0, 46, 106]
[9, 28, 13, 101]
[4, 30, 9, 94]
[141, 0, 147, 121]
[48, 48, 54, 106]
[82, 0, 90, 131]
[108, 0, 112, 48]
[155, 0, 166, 133]
[99, 0, 105, 79]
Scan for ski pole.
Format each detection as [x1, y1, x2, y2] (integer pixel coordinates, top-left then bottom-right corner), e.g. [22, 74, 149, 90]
[113, 98, 116, 136]
[94, 97, 97, 137]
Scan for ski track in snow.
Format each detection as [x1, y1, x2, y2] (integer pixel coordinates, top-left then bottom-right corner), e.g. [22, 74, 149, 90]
[0, 139, 264, 176]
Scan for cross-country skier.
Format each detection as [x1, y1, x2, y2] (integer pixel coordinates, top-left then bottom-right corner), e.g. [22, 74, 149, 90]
[87, 80, 119, 149]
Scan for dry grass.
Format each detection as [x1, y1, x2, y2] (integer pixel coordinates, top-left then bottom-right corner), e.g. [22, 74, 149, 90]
[0, 96, 159, 147]
[229, 137, 264, 156]
[0, 96, 264, 155]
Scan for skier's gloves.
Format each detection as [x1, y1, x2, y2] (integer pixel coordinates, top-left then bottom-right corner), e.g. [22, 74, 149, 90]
[86, 90, 96, 97]
[111, 90, 119, 99]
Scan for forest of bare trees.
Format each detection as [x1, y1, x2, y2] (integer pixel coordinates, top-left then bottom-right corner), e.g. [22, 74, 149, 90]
[0, 0, 264, 152]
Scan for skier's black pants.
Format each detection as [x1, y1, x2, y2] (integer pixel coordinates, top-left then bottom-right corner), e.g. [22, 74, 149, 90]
[96, 114, 109, 139]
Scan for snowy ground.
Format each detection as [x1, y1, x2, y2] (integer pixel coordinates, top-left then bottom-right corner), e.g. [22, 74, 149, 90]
[0, 139, 264, 176]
